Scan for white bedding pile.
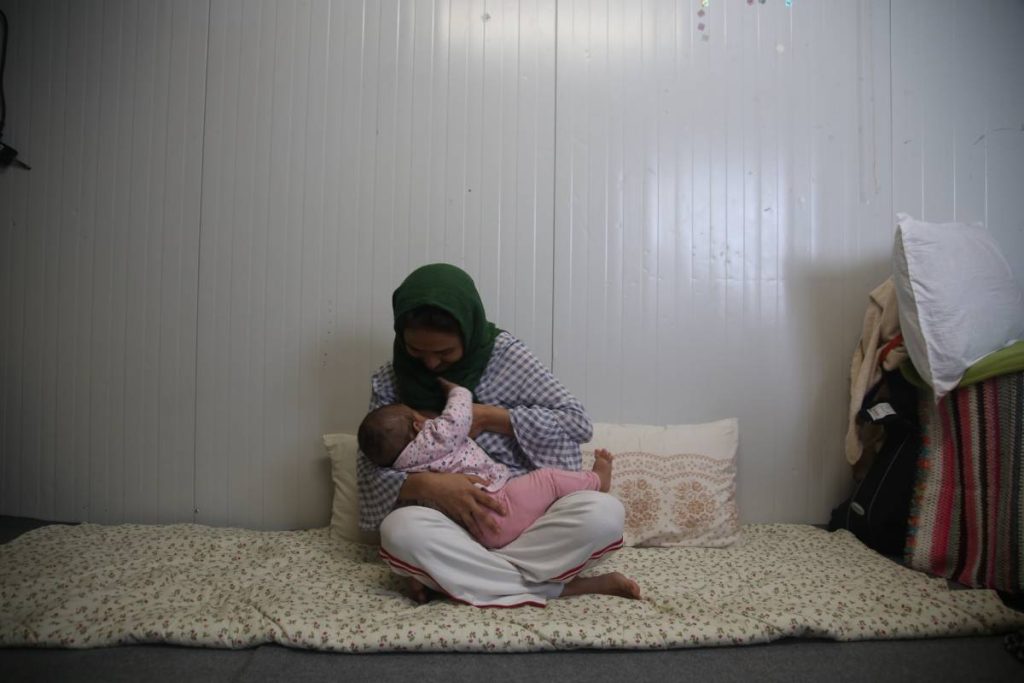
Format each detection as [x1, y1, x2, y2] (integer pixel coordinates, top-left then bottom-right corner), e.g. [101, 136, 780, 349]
[1, 523, 1021, 652]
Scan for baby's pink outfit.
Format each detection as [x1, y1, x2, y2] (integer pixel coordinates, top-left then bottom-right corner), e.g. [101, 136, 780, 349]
[393, 387, 601, 549]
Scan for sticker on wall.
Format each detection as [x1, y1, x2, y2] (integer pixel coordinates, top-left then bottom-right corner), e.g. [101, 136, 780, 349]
[698, 0, 793, 43]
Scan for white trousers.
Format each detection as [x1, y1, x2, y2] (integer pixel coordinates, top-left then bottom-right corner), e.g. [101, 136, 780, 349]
[378, 491, 625, 607]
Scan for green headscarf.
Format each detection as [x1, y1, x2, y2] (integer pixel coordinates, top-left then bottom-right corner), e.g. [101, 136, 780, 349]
[392, 263, 500, 411]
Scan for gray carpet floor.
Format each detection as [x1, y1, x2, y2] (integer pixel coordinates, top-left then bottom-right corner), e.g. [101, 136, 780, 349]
[2, 517, 1022, 683]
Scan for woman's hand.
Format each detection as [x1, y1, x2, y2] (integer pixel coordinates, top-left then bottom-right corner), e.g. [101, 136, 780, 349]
[470, 404, 513, 438]
[399, 471, 506, 538]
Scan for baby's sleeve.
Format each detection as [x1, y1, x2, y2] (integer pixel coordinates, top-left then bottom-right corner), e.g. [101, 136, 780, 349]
[409, 386, 474, 459]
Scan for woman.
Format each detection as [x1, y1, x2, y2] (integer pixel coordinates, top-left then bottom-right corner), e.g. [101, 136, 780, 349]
[356, 263, 634, 607]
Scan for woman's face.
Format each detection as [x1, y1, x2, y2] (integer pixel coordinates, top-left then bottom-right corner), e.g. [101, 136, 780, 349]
[402, 327, 464, 373]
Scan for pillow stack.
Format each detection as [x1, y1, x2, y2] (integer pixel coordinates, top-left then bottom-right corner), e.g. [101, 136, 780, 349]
[892, 213, 1024, 398]
[324, 417, 741, 549]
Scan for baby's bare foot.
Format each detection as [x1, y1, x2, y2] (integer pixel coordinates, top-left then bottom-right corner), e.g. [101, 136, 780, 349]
[592, 448, 613, 492]
[561, 571, 641, 600]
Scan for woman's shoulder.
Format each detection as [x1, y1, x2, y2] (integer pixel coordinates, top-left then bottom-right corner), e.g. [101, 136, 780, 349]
[488, 330, 533, 364]
[492, 329, 517, 351]
[483, 331, 548, 381]
[370, 361, 399, 399]
[479, 331, 577, 406]
[371, 359, 397, 380]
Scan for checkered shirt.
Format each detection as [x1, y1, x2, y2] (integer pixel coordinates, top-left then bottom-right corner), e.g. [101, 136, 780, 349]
[357, 331, 593, 531]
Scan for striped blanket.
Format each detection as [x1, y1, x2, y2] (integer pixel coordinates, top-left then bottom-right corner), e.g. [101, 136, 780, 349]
[907, 371, 1023, 592]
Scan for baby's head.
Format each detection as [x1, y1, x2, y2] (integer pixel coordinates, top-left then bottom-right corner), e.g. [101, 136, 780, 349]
[358, 404, 420, 467]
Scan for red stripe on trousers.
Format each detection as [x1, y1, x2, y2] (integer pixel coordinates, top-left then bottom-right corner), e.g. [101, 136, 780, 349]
[378, 547, 546, 608]
[550, 538, 624, 581]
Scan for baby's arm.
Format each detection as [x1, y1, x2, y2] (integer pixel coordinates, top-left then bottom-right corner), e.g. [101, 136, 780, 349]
[395, 385, 474, 468]
[432, 383, 474, 443]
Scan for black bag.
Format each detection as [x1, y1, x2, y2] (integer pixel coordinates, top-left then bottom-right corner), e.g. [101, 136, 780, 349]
[828, 369, 920, 556]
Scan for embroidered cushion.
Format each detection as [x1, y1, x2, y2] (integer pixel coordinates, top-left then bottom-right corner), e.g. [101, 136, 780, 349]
[583, 419, 740, 547]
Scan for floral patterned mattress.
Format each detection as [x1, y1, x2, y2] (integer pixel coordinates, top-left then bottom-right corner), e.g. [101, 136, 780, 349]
[1, 523, 1021, 652]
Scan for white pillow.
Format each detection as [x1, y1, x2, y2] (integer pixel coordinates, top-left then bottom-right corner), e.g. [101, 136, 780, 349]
[584, 419, 740, 548]
[324, 433, 380, 545]
[892, 213, 1024, 398]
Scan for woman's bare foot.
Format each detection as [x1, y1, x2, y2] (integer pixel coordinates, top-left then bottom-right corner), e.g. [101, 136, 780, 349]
[406, 577, 431, 604]
[592, 448, 613, 492]
[560, 571, 640, 600]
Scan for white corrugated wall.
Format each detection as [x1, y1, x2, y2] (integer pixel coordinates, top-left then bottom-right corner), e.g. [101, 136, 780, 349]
[0, 0, 209, 524]
[552, 0, 896, 521]
[192, 0, 556, 528]
[1, 0, 1021, 529]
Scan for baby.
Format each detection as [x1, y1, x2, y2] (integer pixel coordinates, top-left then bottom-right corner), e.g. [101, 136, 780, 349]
[358, 378, 614, 550]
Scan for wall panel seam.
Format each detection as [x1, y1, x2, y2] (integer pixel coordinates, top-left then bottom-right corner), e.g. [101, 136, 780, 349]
[549, 0, 559, 371]
[888, 0, 893, 231]
[191, 0, 214, 522]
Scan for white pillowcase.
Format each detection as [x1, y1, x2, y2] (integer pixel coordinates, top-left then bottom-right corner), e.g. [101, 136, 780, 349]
[892, 213, 1024, 398]
[584, 419, 740, 548]
[324, 433, 380, 545]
